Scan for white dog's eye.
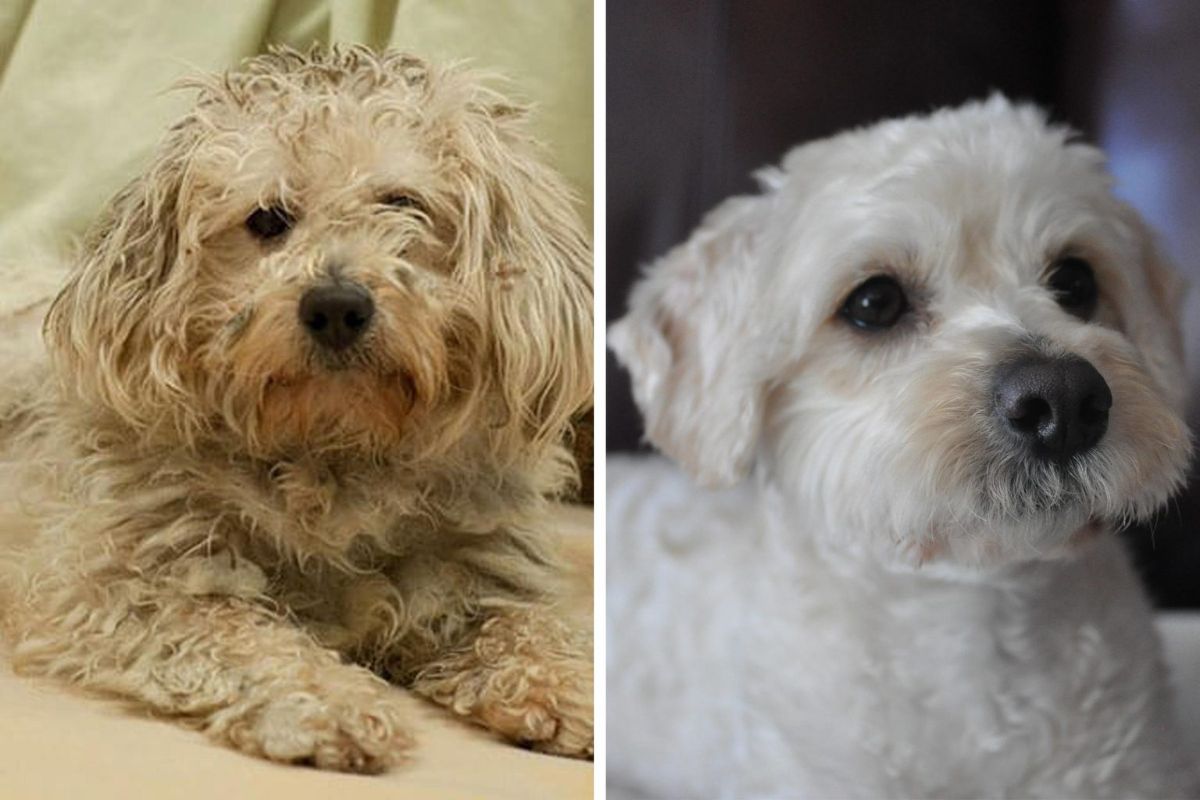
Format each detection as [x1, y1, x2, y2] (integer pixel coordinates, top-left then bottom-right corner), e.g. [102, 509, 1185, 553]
[840, 275, 909, 331]
[245, 206, 293, 240]
[1046, 257, 1098, 320]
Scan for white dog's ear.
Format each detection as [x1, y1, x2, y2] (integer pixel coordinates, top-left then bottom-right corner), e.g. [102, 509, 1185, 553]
[453, 95, 593, 459]
[44, 124, 200, 437]
[1120, 207, 1189, 414]
[610, 193, 770, 488]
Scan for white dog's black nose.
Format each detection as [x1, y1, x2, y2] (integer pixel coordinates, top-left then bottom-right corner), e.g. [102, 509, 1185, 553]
[993, 355, 1112, 463]
[299, 282, 374, 350]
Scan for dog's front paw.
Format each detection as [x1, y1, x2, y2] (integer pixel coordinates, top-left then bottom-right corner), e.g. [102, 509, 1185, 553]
[472, 662, 595, 762]
[413, 611, 594, 758]
[506, 678, 594, 759]
[426, 660, 594, 758]
[229, 687, 413, 773]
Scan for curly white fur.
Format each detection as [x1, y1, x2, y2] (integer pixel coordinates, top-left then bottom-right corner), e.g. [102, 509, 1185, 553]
[0, 45, 592, 772]
[608, 97, 1195, 798]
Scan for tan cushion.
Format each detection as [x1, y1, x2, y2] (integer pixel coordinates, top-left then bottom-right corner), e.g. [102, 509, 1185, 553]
[0, 505, 593, 799]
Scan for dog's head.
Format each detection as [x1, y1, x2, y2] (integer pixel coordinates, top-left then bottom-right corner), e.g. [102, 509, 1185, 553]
[611, 96, 1190, 568]
[47, 46, 591, 464]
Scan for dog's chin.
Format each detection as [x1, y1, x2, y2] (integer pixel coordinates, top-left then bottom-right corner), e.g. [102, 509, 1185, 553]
[252, 368, 419, 456]
[917, 485, 1157, 573]
[924, 506, 1100, 571]
[903, 433, 1188, 571]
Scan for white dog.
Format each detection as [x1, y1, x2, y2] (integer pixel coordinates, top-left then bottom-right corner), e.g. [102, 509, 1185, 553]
[607, 97, 1196, 799]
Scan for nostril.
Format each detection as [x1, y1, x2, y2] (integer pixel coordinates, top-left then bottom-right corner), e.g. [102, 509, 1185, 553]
[1005, 395, 1051, 434]
[306, 311, 329, 332]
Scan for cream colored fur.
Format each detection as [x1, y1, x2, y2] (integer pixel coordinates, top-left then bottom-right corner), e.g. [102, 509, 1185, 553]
[0, 45, 592, 773]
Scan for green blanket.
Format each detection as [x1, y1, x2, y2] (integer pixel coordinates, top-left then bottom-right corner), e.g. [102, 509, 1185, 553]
[0, 0, 592, 271]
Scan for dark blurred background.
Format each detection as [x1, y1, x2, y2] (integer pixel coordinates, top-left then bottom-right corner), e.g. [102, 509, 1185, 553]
[607, 0, 1200, 607]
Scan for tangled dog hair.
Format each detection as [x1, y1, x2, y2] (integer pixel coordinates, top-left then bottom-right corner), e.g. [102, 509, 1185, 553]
[0, 45, 592, 772]
[608, 97, 1194, 798]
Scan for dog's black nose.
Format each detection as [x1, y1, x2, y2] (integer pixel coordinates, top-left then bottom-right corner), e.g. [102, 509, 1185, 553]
[993, 355, 1112, 463]
[299, 282, 374, 350]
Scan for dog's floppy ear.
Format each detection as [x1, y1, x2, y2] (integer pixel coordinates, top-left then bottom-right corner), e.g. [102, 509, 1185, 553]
[610, 192, 771, 488]
[1119, 206, 1189, 414]
[44, 122, 201, 438]
[453, 94, 593, 460]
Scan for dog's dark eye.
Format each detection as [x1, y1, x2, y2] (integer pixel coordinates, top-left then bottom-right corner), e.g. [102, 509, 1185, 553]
[382, 193, 424, 212]
[246, 206, 293, 240]
[1046, 257, 1098, 319]
[840, 276, 908, 330]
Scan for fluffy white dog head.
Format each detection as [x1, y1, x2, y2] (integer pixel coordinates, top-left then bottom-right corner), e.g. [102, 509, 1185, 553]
[611, 96, 1190, 568]
[45, 46, 592, 466]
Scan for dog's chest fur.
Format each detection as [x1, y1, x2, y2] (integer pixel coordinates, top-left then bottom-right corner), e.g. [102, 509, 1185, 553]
[20, 413, 559, 673]
[607, 457, 1191, 799]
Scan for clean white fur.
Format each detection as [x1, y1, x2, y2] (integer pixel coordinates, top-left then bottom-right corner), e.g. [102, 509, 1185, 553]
[608, 97, 1196, 798]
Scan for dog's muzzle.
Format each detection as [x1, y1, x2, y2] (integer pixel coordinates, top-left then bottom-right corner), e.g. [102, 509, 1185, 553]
[992, 354, 1112, 464]
[299, 281, 374, 351]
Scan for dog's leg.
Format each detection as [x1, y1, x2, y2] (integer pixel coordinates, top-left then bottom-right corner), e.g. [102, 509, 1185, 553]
[10, 587, 413, 772]
[409, 605, 593, 757]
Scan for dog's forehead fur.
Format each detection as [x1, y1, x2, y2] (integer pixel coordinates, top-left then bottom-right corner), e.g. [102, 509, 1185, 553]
[187, 47, 468, 126]
[758, 98, 1130, 347]
[176, 50, 485, 235]
[192, 120, 445, 215]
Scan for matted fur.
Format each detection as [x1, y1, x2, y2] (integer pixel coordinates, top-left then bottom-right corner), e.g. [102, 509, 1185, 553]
[608, 98, 1195, 798]
[0, 45, 592, 772]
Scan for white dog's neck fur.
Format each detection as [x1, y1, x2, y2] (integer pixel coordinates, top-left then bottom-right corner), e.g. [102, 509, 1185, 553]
[607, 457, 1189, 799]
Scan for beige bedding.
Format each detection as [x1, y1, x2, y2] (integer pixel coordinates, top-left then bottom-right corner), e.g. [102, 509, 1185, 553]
[0, 506, 594, 800]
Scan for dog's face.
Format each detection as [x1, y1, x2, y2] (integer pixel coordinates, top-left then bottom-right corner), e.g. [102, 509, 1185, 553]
[48, 47, 591, 462]
[612, 97, 1190, 568]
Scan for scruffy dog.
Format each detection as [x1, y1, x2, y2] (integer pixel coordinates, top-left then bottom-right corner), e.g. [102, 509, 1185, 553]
[608, 97, 1195, 799]
[0, 46, 593, 772]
